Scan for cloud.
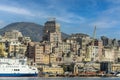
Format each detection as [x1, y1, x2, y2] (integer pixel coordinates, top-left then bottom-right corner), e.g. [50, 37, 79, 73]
[25, 0, 87, 24]
[106, 0, 120, 4]
[89, 4, 120, 29]
[0, 5, 34, 16]
[90, 19, 119, 29]
[35, 8, 86, 25]
[55, 13, 86, 24]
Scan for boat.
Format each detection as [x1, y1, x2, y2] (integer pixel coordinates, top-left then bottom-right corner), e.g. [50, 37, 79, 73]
[116, 73, 120, 77]
[0, 58, 38, 77]
[113, 71, 120, 77]
[116, 74, 120, 77]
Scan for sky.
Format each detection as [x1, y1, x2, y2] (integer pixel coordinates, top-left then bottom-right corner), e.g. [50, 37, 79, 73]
[0, 0, 120, 39]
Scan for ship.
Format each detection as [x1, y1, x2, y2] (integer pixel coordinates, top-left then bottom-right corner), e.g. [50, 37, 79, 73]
[0, 58, 38, 77]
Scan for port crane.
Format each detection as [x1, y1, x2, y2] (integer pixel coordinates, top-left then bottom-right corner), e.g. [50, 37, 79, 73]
[74, 26, 98, 75]
[91, 26, 96, 61]
[83, 26, 99, 74]
[84, 26, 96, 62]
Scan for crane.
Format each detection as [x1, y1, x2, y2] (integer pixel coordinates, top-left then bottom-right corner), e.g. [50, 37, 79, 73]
[92, 26, 96, 45]
[91, 26, 96, 61]
[84, 26, 96, 62]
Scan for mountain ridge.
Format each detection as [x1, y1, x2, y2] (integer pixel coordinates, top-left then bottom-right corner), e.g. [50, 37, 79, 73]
[0, 22, 69, 41]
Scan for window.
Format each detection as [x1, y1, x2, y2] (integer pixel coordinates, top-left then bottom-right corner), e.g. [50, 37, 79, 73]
[14, 69, 20, 71]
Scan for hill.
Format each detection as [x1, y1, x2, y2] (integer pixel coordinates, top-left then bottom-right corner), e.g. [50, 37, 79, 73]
[0, 22, 69, 41]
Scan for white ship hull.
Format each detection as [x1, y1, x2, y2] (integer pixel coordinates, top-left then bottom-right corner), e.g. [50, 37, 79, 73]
[0, 73, 38, 77]
[0, 58, 38, 77]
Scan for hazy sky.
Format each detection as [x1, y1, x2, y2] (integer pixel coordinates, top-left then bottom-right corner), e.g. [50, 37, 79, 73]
[0, 0, 120, 39]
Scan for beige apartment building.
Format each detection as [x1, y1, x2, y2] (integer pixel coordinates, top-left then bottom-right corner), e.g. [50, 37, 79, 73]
[3, 30, 23, 40]
[49, 32, 62, 43]
[9, 41, 27, 55]
[8, 41, 21, 53]
[111, 63, 120, 72]
[101, 47, 115, 62]
[43, 66, 64, 74]
[27, 42, 51, 65]
[43, 42, 51, 54]
[85, 40, 103, 62]
[35, 53, 49, 66]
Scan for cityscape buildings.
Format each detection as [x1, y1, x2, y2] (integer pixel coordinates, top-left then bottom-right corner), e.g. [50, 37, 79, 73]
[0, 19, 120, 76]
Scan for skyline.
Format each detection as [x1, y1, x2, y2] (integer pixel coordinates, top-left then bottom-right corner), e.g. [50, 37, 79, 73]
[0, 0, 120, 39]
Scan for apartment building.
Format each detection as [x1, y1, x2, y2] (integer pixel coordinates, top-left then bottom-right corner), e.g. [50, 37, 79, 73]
[3, 30, 23, 40]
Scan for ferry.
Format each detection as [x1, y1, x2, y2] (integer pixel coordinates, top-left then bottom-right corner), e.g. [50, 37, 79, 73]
[0, 58, 38, 77]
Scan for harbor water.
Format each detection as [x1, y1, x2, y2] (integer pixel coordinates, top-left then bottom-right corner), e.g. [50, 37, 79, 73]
[0, 77, 120, 80]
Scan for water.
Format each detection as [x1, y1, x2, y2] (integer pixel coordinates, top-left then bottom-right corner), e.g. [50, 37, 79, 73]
[0, 77, 120, 80]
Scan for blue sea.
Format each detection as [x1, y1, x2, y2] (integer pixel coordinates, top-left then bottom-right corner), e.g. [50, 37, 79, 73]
[0, 77, 120, 80]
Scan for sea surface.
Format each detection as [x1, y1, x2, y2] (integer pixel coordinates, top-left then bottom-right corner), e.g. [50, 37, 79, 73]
[0, 77, 120, 80]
